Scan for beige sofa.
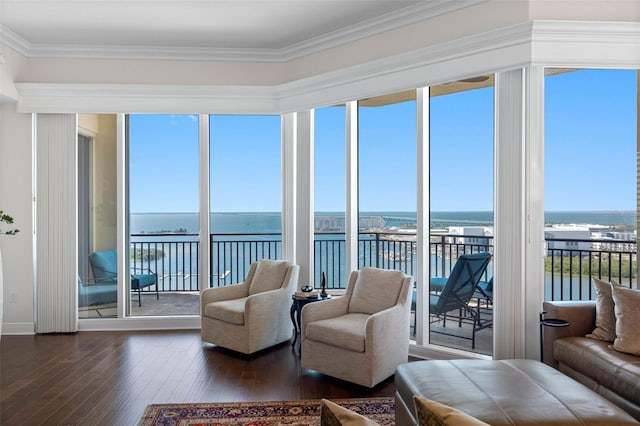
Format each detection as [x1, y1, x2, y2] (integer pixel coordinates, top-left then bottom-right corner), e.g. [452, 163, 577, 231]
[543, 300, 640, 421]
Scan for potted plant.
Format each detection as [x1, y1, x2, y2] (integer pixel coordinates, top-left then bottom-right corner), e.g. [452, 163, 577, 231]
[1, 211, 19, 235]
[0, 211, 19, 332]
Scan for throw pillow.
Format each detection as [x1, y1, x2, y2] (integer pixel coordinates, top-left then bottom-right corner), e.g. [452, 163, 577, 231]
[610, 284, 640, 356]
[413, 396, 490, 426]
[586, 277, 620, 342]
[320, 399, 380, 426]
[348, 267, 406, 315]
[248, 260, 289, 295]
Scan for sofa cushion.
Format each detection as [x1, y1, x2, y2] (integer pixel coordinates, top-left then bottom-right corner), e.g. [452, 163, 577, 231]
[249, 260, 288, 295]
[203, 297, 247, 325]
[587, 278, 620, 342]
[320, 399, 380, 426]
[554, 336, 640, 406]
[413, 396, 489, 426]
[611, 285, 640, 356]
[349, 267, 405, 315]
[305, 313, 369, 352]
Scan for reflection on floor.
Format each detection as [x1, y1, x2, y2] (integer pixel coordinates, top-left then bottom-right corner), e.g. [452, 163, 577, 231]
[79, 291, 493, 356]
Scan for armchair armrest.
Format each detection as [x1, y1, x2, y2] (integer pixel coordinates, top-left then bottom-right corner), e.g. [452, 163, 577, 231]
[200, 282, 250, 315]
[244, 287, 291, 321]
[301, 296, 349, 330]
[541, 300, 596, 367]
[366, 303, 408, 354]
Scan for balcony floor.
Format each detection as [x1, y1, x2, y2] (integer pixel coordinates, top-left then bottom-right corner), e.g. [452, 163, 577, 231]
[80, 292, 493, 356]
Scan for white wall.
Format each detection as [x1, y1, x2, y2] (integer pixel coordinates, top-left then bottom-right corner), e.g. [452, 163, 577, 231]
[0, 102, 35, 334]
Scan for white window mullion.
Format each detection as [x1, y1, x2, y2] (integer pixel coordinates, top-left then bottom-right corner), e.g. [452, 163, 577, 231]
[199, 114, 210, 290]
[524, 66, 546, 359]
[116, 114, 127, 318]
[345, 101, 359, 275]
[295, 111, 313, 285]
[281, 113, 297, 263]
[415, 87, 430, 346]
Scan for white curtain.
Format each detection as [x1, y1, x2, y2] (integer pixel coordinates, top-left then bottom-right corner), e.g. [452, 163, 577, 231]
[36, 113, 78, 333]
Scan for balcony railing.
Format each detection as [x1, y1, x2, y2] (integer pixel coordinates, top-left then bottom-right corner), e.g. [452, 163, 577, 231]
[130, 233, 200, 292]
[129, 232, 636, 300]
[546, 237, 636, 300]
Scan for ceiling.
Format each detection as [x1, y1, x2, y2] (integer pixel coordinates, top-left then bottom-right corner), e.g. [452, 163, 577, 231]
[0, 1, 475, 60]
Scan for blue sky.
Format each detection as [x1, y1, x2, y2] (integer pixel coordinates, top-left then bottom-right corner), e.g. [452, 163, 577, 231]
[129, 69, 637, 214]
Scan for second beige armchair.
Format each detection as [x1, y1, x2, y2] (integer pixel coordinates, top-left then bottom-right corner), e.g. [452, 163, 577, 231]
[301, 267, 413, 387]
[200, 260, 299, 355]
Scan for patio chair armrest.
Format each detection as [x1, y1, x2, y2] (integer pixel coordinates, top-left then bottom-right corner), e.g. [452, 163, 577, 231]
[131, 266, 156, 275]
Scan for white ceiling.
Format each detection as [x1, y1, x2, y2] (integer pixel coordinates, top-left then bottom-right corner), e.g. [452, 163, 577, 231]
[0, 1, 476, 60]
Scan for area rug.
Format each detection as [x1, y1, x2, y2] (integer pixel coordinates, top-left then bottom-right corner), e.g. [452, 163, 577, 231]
[137, 397, 395, 426]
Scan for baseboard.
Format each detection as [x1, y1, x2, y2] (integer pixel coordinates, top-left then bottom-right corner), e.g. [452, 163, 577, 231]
[2, 322, 36, 335]
[78, 315, 201, 331]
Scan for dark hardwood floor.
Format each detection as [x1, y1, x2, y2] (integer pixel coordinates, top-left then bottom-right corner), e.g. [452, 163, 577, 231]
[1, 330, 397, 425]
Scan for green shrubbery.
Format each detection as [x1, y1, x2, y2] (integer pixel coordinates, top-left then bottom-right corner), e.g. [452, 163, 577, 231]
[545, 255, 636, 279]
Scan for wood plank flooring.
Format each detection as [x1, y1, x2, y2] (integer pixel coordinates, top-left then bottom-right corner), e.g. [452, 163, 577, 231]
[1, 330, 396, 425]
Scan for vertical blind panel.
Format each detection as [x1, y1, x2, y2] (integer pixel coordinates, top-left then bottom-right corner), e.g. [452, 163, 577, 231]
[494, 70, 525, 359]
[36, 113, 78, 333]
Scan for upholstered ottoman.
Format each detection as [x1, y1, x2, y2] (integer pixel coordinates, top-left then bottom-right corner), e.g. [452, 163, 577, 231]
[395, 359, 638, 426]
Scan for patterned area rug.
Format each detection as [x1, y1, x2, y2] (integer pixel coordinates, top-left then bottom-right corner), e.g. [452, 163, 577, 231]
[137, 397, 395, 426]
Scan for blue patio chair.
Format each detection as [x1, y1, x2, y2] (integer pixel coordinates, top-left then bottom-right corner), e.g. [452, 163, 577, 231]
[89, 249, 158, 307]
[411, 255, 493, 333]
[77, 277, 117, 307]
[428, 252, 492, 349]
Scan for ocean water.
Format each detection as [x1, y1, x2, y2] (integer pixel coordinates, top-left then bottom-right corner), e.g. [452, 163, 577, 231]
[128, 211, 636, 290]
[130, 211, 637, 234]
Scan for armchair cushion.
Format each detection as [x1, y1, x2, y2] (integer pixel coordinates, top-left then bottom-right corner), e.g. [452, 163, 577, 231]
[204, 297, 247, 325]
[249, 260, 290, 295]
[305, 313, 369, 353]
[349, 267, 405, 314]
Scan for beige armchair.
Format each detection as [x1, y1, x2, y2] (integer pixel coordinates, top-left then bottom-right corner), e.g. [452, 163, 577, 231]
[201, 260, 299, 354]
[301, 267, 413, 387]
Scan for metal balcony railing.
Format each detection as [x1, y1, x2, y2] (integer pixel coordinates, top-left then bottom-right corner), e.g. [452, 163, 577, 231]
[546, 237, 636, 300]
[129, 232, 636, 300]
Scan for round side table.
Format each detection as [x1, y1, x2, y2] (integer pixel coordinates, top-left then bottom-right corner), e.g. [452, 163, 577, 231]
[539, 311, 570, 363]
[290, 293, 331, 355]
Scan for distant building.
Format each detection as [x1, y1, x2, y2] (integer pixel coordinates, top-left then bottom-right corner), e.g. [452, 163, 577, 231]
[448, 226, 493, 249]
[544, 224, 593, 254]
[314, 216, 345, 232]
[591, 230, 636, 253]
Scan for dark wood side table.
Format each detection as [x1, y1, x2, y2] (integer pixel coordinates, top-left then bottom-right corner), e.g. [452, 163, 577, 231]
[290, 293, 331, 355]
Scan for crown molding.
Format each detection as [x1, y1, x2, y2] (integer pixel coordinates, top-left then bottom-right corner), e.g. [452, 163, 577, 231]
[277, 21, 535, 112]
[0, 25, 30, 57]
[15, 20, 640, 114]
[16, 83, 279, 114]
[280, 0, 487, 62]
[0, 0, 485, 62]
[530, 20, 640, 68]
